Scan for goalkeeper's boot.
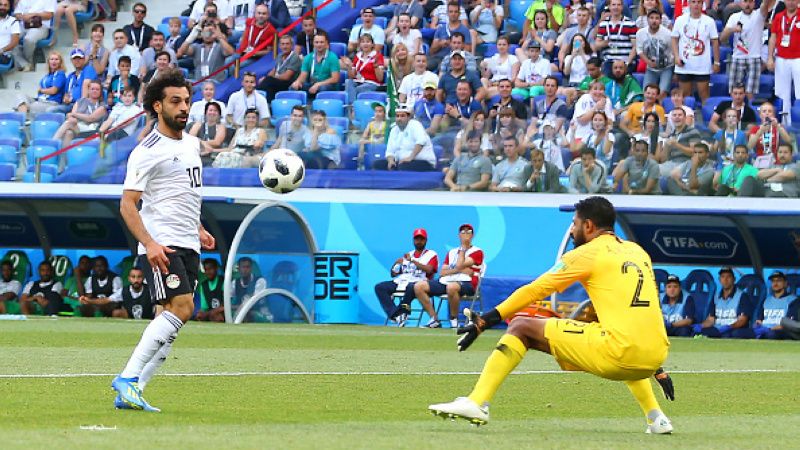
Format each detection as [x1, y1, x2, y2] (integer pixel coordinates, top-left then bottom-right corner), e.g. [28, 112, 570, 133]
[429, 397, 489, 425]
[645, 413, 673, 434]
[111, 376, 161, 412]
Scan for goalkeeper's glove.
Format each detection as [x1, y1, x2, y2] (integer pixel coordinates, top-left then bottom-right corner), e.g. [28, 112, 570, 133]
[753, 326, 770, 338]
[692, 323, 703, 335]
[457, 308, 501, 352]
[654, 367, 675, 401]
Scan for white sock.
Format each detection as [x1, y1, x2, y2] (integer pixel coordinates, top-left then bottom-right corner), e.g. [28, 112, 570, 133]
[120, 311, 183, 379]
[138, 332, 176, 391]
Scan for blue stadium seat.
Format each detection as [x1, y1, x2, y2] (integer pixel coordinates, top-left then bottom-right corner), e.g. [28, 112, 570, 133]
[482, 43, 498, 58]
[508, 0, 533, 24]
[363, 143, 386, 169]
[27, 144, 58, 167]
[313, 0, 341, 18]
[338, 144, 359, 169]
[352, 99, 381, 130]
[786, 273, 800, 297]
[710, 73, 729, 97]
[0, 112, 24, 122]
[0, 143, 16, 164]
[357, 91, 387, 104]
[74, 1, 96, 25]
[0, 119, 22, 140]
[27, 163, 57, 178]
[66, 142, 99, 167]
[0, 162, 14, 181]
[316, 90, 349, 105]
[327, 116, 349, 135]
[35, 28, 54, 50]
[736, 274, 766, 312]
[654, 268, 669, 295]
[22, 172, 54, 183]
[270, 98, 303, 126]
[34, 112, 64, 122]
[632, 73, 645, 87]
[791, 102, 800, 125]
[758, 74, 775, 99]
[329, 42, 347, 58]
[683, 96, 697, 109]
[30, 120, 60, 141]
[31, 138, 60, 149]
[256, 89, 267, 99]
[275, 90, 307, 104]
[311, 98, 345, 118]
[162, 16, 189, 27]
[701, 96, 732, 122]
[0, 137, 20, 164]
[682, 269, 717, 324]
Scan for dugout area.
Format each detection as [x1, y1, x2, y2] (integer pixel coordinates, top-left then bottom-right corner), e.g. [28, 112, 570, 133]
[0, 186, 317, 324]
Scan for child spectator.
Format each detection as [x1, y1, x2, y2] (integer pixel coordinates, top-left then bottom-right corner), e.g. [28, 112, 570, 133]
[107, 56, 140, 106]
[99, 87, 143, 142]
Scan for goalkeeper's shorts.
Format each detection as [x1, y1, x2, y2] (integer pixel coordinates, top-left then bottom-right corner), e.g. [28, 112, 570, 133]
[544, 319, 666, 381]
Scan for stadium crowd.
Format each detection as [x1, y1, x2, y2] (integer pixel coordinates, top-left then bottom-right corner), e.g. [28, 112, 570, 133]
[0, 0, 798, 194]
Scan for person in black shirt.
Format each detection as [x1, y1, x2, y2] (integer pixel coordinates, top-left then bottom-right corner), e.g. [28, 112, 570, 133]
[707, 84, 757, 133]
[20, 262, 65, 316]
[123, 2, 155, 52]
[79, 256, 123, 317]
[106, 267, 154, 320]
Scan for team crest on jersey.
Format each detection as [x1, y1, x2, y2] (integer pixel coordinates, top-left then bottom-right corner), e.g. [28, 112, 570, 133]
[166, 274, 181, 289]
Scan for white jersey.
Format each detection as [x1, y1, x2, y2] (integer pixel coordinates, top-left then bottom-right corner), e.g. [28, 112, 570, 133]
[0, 278, 21, 297]
[123, 128, 203, 255]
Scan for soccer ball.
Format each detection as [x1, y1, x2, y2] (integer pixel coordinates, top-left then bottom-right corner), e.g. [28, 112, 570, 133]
[258, 149, 305, 194]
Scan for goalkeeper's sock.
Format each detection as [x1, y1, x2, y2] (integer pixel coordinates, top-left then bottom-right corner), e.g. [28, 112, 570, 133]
[138, 332, 176, 391]
[624, 378, 662, 418]
[120, 311, 183, 379]
[468, 334, 527, 405]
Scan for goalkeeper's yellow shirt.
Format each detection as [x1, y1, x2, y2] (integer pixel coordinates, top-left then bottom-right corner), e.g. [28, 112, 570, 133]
[497, 233, 669, 363]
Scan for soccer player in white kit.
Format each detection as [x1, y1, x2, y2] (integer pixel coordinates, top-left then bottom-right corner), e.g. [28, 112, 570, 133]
[113, 69, 216, 412]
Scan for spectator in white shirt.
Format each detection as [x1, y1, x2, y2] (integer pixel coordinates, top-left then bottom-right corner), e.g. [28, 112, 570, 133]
[12, 0, 56, 71]
[106, 29, 141, 84]
[374, 105, 436, 171]
[188, 81, 227, 124]
[226, 71, 270, 128]
[0, 260, 21, 314]
[0, 0, 20, 67]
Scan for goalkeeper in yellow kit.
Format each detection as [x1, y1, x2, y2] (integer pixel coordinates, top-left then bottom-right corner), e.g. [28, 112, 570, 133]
[429, 196, 674, 434]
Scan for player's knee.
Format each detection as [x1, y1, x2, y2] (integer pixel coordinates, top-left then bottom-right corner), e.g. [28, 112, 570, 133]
[165, 294, 195, 323]
[446, 283, 459, 295]
[507, 317, 548, 351]
[414, 281, 428, 294]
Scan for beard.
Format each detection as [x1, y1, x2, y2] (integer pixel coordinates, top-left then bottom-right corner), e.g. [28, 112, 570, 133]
[162, 109, 188, 132]
[414, 242, 425, 251]
[572, 228, 587, 248]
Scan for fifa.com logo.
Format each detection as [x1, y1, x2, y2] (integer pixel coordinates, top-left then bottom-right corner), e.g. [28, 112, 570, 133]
[661, 236, 730, 250]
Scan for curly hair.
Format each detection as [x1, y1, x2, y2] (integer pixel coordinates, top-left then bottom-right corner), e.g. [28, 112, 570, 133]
[142, 68, 193, 118]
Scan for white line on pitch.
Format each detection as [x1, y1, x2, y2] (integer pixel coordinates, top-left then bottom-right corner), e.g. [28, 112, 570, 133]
[0, 368, 788, 379]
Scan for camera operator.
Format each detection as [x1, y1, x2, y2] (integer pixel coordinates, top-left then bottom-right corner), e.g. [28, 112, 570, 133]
[188, 0, 231, 33]
[178, 20, 236, 83]
[747, 101, 792, 162]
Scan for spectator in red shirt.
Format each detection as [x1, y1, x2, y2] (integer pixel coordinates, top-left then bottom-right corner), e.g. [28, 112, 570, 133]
[747, 101, 792, 163]
[235, 4, 276, 71]
[344, 34, 385, 105]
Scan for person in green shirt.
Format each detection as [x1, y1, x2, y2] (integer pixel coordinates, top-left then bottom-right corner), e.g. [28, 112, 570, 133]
[564, 57, 612, 105]
[290, 32, 341, 97]
[196, 258, 225, 322]
[714, 144, 759, 196]
[60, 255, 92, 315]
[523, 0, 566, 35]
[605, 59, 643, 111]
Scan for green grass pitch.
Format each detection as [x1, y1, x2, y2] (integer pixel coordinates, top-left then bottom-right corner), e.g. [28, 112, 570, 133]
[1, 319, 798, 449]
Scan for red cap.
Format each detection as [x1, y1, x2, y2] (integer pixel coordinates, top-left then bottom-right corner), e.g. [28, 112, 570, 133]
[459, 223, 474, 233]
[413, 228, 427, 238]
